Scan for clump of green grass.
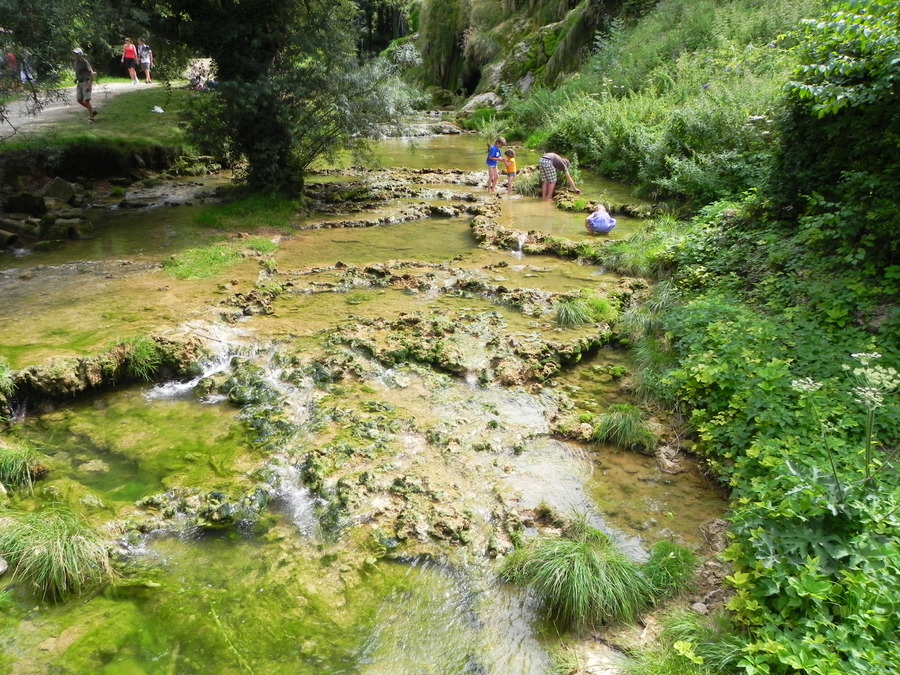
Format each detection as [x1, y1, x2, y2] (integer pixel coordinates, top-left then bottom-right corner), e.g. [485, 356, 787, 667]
[243, 236, 278, 255]
[658, 609, 746, 672]
[121, 336, 163, 381]
[500, 516, 652, 629]
[193, 194, 299, 231]
[625, 608, 747, 675]
[163, 242, 241, 279]
[556, 297, 593, 327]
[592, 403, 657, 451]
[580, 291, 619, 322]
[0, 443, 48, 491]
[513, 170, 540, 197]
[0, 508, 115, 600]
[644, 540, 697, 598]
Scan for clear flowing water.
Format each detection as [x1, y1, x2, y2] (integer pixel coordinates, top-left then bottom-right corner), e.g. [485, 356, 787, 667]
[0, 132, 725, 674]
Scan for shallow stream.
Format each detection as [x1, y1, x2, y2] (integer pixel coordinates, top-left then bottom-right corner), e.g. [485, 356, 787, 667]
[0, 132, 725, 674]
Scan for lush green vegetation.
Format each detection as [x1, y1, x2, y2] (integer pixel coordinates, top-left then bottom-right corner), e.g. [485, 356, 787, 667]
[527, 0, 900, 671]
[0, 508, 115, 600]
[0, 0, 416, 193]
[162, 241, 242, 280]
[503, 0, 821, 206]
[192, 195, 299, 231]
[503, 516, 697, 630]
[625, 609, 747, 675]
[2, 0, 899, 670]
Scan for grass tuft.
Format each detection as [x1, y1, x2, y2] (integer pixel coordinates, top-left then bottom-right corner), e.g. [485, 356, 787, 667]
[0, 508, 115, 600]
[592, 403, 657, 451]
[556, 297, 594, 327]
[500, 516, 652, 629]
[121, 336, 163, 381]
[644, 540, 697, 598]
[0, 442, 48, 491]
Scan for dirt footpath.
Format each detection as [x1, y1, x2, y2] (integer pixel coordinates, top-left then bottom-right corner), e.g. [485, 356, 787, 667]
[0, 81, 158, 141]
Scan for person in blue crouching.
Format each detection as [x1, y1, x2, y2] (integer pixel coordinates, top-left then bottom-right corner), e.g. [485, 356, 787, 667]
[585, 204, 616, 235]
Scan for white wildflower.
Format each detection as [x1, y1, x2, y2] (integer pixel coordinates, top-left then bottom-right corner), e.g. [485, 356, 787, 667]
[791, 378, 822, 393]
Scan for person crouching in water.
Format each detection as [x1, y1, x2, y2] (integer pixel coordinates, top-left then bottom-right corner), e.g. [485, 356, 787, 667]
[503, 148, 517, 195]
[486, 136, 505, 194]
[585, 204, 616, 235]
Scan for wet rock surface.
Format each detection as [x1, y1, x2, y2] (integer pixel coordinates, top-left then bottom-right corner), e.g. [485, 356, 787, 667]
[0, 138, 727, 675]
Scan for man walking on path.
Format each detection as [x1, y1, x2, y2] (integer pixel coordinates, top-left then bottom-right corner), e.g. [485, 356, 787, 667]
[73, 48, 96, 123]
[137, 39, 153, 83]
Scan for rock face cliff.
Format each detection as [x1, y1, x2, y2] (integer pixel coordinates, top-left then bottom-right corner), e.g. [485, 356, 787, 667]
[403, 0, 627, 106]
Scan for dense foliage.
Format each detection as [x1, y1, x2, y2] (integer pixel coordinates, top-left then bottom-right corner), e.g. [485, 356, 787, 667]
[503, 0, 820, 205]
[474, 0, 900, 671]
[572, 1, 900, 671]
[772, 0, 900, 267]
[154, 0, 413, 192]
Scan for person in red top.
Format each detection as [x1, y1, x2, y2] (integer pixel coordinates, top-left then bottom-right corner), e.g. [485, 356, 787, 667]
[121, 38, 138, 84]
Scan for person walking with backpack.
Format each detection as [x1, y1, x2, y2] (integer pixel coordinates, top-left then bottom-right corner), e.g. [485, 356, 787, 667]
[137, 38, 153, 83]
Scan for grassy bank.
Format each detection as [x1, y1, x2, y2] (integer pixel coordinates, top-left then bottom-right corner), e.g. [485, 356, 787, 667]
[0, 86, 193, 182]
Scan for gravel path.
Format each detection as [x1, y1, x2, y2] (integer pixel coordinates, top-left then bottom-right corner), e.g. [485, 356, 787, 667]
[0, 81, 160, 140]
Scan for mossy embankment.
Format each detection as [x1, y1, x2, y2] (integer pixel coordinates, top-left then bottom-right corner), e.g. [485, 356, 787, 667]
[0, 87, 194, 187]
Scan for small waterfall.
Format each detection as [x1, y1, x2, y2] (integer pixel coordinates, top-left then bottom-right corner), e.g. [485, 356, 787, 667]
[143, 323, 255, 403]
[271, 464, 321, 537]
[510, 231, 527, 260]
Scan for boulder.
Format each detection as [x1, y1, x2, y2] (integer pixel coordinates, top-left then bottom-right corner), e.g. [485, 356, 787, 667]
[41, 217, 93, 239]
[4, 191, 46, 216]
[0, 229, 19, 246]
[42, 177, 76, 204]
[461, 92, 503, 112]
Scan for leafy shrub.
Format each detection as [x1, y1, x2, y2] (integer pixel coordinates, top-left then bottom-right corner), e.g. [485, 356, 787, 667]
[500, 518, 652, 629]
[592, 403, 656, 451]
[459, 107, 498, 132]
[0, 509, 115, 600]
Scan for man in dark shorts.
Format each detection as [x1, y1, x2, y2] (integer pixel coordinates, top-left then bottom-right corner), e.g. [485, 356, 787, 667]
[539, 152, 581, 200]
[73, 48, 96, 123]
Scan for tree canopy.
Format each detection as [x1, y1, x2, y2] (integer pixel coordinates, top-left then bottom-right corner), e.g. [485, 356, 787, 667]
[0, 0, 413, 192]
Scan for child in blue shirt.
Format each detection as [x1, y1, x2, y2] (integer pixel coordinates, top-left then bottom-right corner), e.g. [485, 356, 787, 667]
[585, 204, 617, 235]
[486, 137, 505, 194]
